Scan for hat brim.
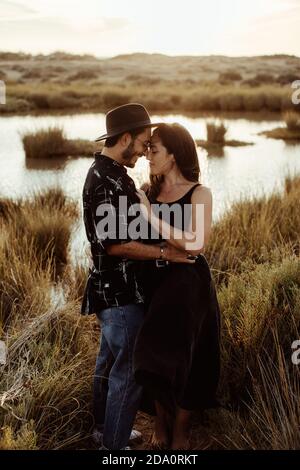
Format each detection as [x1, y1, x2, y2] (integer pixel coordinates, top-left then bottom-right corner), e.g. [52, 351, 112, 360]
[94, 122, 164, 142]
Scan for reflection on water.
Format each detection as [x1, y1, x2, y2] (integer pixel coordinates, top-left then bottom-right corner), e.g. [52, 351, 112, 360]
[25, 156, 69, 170]
[206, 146, 225, 158]
[1, 111, 300, 224]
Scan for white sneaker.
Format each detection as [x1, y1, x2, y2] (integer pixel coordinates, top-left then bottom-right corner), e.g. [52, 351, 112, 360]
[92, 428, 104, 446]
[128, 429, 142, 443]
[92, 428, 142, 446]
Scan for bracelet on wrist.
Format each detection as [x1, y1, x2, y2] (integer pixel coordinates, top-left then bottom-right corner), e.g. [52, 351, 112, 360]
[159, 242, 166, 260]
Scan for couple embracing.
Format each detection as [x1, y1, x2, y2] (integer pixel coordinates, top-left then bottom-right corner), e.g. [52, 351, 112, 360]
[81, 103, 221, 450]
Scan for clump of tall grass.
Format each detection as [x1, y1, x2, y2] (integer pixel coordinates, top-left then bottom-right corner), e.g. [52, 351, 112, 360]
[210, 333, 300, 450]
[22, 127, 98, 159]
[64, 262, 89, 303]
[254, 73, 275, 84]
[0, 188, 79, 288]
[219, 71, 242, 82]
[206, 175, 300, 282]
[218, 255, 300, 406]
[0, 235, 52, 331]
[206, 122, 227, 144]
[283, 111, 300, 131]
[277, 73, 299, 85]
[242, 344, 300, 449]
[31, 188, 78, 217]
[3, 80, 297, 115]
[22, 127, 67, 159]
[22, 69, 42, 79]
[0, 301, 97, 449]
[0, 189, 97, 449]
[197, 121, 252, 151]
[69, 69, 98, 81]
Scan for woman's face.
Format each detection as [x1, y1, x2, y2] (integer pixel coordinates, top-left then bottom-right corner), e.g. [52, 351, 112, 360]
[147, 132, 175, 176]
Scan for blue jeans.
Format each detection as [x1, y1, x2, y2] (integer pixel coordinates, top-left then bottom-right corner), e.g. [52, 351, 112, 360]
[93, 303, 144, 450]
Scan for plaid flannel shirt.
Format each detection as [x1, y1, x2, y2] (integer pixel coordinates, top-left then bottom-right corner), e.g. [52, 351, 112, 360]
[81, 152, 144, 315]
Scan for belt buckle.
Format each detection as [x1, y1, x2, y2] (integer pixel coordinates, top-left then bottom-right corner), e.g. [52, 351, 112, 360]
[155, 259, 169, 268]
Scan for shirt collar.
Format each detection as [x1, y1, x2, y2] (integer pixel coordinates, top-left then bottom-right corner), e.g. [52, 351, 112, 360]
[94, 152, 127, 175]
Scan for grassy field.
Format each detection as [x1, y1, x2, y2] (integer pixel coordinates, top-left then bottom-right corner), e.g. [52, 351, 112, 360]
[0, 51, 300, 114]
[0, 177, 300, 449]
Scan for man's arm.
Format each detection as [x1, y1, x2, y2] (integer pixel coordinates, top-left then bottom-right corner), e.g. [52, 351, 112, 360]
[106, 241, 195, 264]
[91, 181, 194, 264]
[106, 241, 160, 260]
[139, 186, 212, 256]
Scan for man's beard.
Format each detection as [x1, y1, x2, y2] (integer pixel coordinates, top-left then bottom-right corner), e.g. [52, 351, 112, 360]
[121, 141, 137, 168]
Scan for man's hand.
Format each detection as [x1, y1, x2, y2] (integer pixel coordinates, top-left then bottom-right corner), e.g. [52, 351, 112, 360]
[163, 244, 196, 264]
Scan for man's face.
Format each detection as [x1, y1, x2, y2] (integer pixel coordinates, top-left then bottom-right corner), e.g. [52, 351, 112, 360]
[122, 128, 151, 168]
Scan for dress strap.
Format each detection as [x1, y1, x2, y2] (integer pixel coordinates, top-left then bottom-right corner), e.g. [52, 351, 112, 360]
[149, 182, 202, 204]
[180, 183, 202, 202]
[189, 183, 202, 193]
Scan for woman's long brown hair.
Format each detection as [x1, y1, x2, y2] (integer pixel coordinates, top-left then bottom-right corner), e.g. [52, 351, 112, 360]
[148, 123, 200, 200]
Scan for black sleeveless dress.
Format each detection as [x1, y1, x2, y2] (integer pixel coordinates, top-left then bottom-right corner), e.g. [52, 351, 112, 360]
[133, 184, 221, 415]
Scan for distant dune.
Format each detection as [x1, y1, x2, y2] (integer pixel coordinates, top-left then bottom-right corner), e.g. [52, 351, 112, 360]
[0, 51, 299, 114]
[1, 50, 299, 84]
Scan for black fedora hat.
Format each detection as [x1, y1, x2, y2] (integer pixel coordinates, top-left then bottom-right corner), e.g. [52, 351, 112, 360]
[95, 103, 163, 142]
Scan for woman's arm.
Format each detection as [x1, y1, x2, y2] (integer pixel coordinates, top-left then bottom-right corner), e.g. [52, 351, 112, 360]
[137, 186, 212, 256]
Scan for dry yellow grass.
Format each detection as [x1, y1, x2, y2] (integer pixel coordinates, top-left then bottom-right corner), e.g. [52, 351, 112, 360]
[284, 111, 300, 131]
[0, 188, 96, 449]
[259, 112, 300, 140]
[1, 176, 300, 449]
[206, 122, 227, 144]
[205, 175, 300, 282]
[1, 80, 298, 115]
[22, 127, 98, 159]
[1, 51, 299, 115]
[195, 122, 253, 153]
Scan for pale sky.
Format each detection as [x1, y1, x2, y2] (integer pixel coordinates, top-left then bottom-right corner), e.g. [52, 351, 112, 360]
[0, 0, 300, 57]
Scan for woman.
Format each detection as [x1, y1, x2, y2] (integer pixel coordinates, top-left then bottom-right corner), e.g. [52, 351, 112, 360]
[133, 123, 221, 450]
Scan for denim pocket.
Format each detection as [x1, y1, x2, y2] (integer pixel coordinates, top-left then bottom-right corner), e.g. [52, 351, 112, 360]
[98, 306, 126, 327]
[97, 307, 112, 324]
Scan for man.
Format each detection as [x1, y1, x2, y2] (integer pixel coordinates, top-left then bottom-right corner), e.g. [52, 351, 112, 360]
[81, 103, 192, 450]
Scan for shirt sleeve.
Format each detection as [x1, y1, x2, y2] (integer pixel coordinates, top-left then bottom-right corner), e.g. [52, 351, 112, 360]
[92, 183, 133, 250]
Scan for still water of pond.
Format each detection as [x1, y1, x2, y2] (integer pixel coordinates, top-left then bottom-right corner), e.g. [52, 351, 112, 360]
[1, 112, 300, 223]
